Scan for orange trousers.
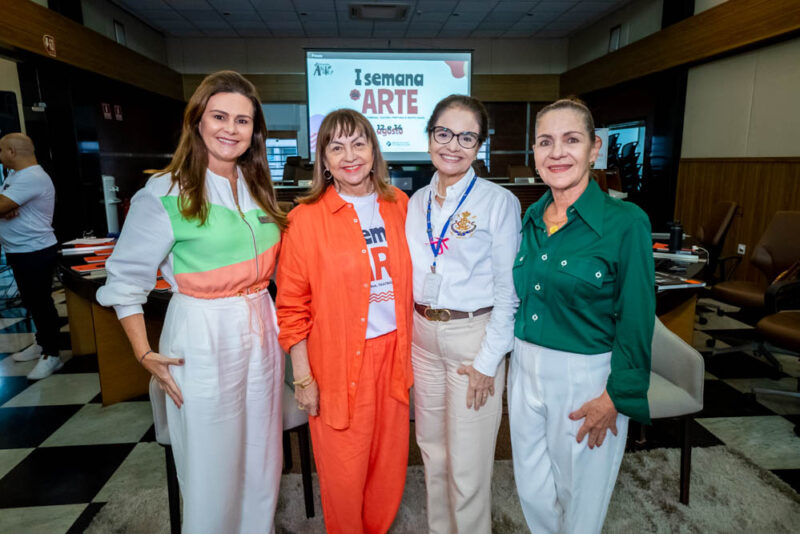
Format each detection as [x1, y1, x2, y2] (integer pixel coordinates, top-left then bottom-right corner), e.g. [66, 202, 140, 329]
[308, 330, 410, 534]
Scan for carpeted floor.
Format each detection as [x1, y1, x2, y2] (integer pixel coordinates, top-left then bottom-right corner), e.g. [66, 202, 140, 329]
[87, 446, 800, 534]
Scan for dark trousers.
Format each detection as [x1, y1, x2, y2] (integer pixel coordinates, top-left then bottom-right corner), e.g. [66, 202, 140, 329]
[6, 244, 60, 356]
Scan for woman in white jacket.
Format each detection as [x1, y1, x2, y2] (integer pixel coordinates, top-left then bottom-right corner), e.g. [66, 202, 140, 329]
[96, 71, 287, 534]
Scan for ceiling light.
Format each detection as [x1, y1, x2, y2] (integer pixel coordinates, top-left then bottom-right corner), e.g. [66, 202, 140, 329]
[349, 3, 409, 21]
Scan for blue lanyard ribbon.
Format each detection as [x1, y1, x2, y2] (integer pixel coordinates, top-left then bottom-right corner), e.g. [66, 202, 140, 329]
[426, 175, 477, 272]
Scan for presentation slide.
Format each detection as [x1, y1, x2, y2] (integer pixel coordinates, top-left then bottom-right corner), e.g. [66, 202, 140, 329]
[306, 50, 471, 162]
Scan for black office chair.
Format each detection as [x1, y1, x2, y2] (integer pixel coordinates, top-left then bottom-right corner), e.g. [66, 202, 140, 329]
[694, 201, 739, 284]
[282, 156, 301, 183]
[620, 141, 638, 161]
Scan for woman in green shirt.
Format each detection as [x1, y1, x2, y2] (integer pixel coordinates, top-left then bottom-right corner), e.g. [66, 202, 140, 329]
[509, 98, 654, 534]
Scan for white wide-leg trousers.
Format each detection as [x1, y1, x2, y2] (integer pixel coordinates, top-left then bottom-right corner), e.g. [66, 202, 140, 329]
[508, 338, 628, 534]
[412, 312, 505, 534]
[162, 291, 283, 534]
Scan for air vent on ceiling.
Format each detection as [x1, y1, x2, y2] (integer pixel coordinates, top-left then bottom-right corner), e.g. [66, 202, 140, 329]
[349, 3, 409, 21]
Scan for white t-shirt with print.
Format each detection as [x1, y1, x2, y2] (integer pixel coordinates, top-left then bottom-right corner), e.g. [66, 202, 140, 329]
[340, 192, 397, 339]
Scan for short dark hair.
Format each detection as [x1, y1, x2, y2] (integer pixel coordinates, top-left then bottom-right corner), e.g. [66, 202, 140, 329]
[535, 96, 596, 142]
[426, 94, 490, 145]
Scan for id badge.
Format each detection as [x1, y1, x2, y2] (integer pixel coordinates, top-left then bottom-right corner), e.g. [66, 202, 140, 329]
[422, 272, 443, 304]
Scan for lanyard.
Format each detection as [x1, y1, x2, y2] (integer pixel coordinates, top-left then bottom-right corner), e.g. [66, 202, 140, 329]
[426, 175, 477, 273]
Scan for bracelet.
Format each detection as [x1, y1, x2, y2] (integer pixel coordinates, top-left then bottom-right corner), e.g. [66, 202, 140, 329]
[293, 374, 314, 389]
[139, 350, 153, 363]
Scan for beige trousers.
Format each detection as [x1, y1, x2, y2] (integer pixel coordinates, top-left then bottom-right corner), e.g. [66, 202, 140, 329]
[411, 311, 505, 534]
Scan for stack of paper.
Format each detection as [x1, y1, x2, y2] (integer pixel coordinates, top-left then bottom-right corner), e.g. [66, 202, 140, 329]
[61, 237, 116, 256]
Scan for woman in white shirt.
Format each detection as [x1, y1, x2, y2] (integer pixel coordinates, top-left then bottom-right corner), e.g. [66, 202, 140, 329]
[405, 95, 521, 533]
[97, 71, 287, 534]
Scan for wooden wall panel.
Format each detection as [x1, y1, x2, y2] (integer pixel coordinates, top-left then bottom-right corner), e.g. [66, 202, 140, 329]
[561, 0, 800, 96]
[473, 75, 559, 102]
[486, 102, 528, 150]
[1, 0, 182, 100]
[182, 74, 307, 102]
[675, 158, 800, 284]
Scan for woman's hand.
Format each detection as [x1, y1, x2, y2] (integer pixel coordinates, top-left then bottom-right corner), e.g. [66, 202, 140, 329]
[142, 352, 185, 408]
[569, 390, 619, 449]
[295, 380, 319, 417]
[457, 364, 495, 411]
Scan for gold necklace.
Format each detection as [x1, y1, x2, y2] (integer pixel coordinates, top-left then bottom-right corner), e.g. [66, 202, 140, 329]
[543, 206, 567, 235]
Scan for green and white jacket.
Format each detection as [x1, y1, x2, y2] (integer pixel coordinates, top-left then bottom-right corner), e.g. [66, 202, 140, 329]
[97, 168, 281, 319]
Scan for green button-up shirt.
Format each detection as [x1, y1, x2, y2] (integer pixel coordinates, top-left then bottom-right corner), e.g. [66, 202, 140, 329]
[513, 180, 655, 424]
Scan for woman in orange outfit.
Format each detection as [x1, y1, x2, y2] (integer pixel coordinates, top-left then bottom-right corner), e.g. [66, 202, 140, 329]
[276, 108, 413, 534]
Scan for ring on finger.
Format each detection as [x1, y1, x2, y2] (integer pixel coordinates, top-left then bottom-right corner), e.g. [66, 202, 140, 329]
[297, 403, 306, 411]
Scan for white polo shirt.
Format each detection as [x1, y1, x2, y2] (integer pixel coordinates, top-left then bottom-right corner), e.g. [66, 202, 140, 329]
[406, 168, 522, 376]
[0, 165, 57, 253]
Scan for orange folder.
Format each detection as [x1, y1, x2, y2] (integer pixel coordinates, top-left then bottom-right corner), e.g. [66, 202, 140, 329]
[71, 263, 106, 273]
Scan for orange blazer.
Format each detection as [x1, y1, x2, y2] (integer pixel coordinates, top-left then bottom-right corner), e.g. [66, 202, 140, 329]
[276, 186, 414, 430]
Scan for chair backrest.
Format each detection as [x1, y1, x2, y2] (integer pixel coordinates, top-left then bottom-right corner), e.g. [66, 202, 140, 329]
[650, 317, 705, 407]
[696, 201, 738, 249]
[507, 164, 534, 179]
[620, 141, 638, 159]
[751, 211, 800, 281]
[472, 160, 489, 177]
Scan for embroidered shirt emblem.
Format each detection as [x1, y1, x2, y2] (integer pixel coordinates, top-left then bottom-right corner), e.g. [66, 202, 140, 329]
[450, 211, 477, 238]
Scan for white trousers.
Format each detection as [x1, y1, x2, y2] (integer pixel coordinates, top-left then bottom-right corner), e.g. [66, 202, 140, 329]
[412, 311, 505, 534]
[162, 291, 283, 534]
[508, 338, 628, 534]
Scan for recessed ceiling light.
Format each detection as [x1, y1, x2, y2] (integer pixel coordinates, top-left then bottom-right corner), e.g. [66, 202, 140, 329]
[350, 3, 409, 21]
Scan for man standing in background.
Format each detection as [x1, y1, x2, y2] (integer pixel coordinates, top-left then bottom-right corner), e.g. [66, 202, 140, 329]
[0, 133, 62, 380]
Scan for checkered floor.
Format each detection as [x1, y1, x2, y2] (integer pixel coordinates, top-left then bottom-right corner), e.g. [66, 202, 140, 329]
[0, 284, 798, 532]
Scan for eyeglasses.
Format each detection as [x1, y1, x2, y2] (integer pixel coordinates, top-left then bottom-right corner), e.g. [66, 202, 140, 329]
[430, 126, 481, 149]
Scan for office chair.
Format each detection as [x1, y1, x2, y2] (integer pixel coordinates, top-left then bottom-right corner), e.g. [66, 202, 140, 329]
[607, 133, 620, 164]
[694, 201, 739, 285]
[705, 213, 800, 372]
[647, 317, 705, 505]
[707, 211, 800, 317]
[282, 156, 301, 183]
[751, 275, 800, 391]
[471, 159, 489, 177]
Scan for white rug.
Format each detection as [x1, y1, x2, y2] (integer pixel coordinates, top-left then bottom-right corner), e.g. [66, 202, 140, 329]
[88, 446, 800, 533]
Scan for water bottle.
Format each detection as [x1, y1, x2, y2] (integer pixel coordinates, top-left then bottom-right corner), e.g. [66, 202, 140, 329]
[669, 221, 683, 252]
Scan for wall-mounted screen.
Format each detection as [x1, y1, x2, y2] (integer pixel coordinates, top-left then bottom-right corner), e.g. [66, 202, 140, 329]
[306, 50, 471, 163]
